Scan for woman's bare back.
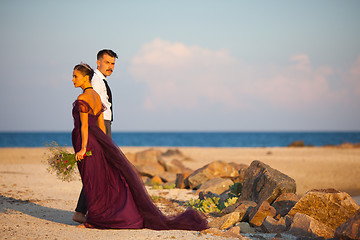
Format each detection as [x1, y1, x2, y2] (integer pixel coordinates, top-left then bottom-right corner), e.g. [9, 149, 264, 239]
[78, 89, 102, 115]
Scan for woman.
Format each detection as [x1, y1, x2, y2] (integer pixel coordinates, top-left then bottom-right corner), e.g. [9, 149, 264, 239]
[71, 63, 208, 230]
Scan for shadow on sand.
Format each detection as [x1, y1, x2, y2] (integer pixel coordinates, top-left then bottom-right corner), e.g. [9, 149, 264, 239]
[0, 195, 77, 225]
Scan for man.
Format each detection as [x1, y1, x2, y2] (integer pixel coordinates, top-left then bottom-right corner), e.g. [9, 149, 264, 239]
[91, 49, 118, 137]
[72, 49, 118, 224]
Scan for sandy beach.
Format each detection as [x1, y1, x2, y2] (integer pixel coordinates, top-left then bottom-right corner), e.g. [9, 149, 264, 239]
[1, 146, 360, 239]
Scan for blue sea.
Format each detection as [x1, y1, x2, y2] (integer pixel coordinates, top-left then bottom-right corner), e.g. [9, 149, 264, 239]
[0, 131, 359, 148]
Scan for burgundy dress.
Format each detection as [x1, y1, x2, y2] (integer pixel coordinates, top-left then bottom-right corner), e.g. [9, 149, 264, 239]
[72, 100, 208, 230]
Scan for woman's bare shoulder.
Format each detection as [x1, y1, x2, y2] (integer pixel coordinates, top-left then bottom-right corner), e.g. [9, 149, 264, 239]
[78, 91, 94, 102]
[77, 93, 86, 101]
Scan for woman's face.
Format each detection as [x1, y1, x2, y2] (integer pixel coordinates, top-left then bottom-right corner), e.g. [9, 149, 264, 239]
[72, 69, 88, 88]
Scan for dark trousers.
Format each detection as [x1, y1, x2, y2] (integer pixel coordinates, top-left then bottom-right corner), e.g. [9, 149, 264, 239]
[75, 188, 87, 214]
[75, 120, 112, 214]
[104, 120, 112, 139]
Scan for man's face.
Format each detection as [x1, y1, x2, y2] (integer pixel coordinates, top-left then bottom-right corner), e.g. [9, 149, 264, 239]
[97, 54, 116, 77]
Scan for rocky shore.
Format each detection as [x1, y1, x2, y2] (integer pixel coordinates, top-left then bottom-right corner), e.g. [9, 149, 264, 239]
[1, 146, 360, 239]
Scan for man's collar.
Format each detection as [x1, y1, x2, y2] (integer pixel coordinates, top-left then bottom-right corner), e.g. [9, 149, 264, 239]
[95, 69, 106, 80]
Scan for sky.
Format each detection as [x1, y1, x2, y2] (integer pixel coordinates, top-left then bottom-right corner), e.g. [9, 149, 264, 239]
[0, 0, 359, 132]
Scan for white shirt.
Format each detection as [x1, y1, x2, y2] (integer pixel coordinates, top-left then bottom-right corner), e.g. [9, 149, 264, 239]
[91, 69, 112, 121]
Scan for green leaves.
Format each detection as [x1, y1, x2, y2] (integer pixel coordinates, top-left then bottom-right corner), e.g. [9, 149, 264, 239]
[186, 183, 243, 213]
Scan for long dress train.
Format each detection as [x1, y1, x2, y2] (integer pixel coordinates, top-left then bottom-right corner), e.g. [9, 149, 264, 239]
[72, 100, 208, 230]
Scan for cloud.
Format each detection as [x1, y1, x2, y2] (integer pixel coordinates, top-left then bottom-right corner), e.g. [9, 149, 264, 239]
[129, 38, 357, 112]
[348, 55, 360, 96]
[290, 54, 311, 72]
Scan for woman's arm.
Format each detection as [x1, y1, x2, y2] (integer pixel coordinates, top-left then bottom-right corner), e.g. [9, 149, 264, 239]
[76, 111, 89, 161]
[97, 112, 106, 134]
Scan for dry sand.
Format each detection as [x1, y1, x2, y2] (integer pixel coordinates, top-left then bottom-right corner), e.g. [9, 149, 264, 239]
[1, 146, 360, 239]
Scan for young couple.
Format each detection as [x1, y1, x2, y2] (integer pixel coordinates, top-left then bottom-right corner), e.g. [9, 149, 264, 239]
[71, 49, 208, 230]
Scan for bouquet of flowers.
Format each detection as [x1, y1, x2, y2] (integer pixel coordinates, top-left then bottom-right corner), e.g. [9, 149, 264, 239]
[46, 141, 92, 182]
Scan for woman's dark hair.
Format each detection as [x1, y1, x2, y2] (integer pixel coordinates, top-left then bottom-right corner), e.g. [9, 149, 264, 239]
[74, 63, 94, 80]
[97, 49, 118, 60]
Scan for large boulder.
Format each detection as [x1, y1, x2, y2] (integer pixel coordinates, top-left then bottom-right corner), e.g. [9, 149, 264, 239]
[135, 164, 165, 178]
[158, 171, 177, 183]
[170, 159, 193, 174]
[158, 149, 193, 174]
[157, 157, 185, 173]
[335, 209, 360, 240]
[196, 177, 234, 195]
[134, 148, 162, 165]
[238, 160, 296, 204]
[288, 213, 335, 239]
[288, 189, 360, 230]
[184, 160, 239, 189]
[131, 149, 165, 177]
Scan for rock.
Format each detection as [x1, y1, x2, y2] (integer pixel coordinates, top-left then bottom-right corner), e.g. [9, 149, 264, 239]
[222, 226, 245, 239]
[208, 212, 241, 230]
[201, 227, 249, 239]
[271, 193, 299, 217]
[157, 148, 193, 174]
[272, 233, 283, 239]
[196, 177, 234, 195]
[175, 173, 190, 189]
[236, 165, 248, 183]
[150, 175, 163, 185]
[261, 216, 287, 233]
[288, 213, 335, 239]
[198, 191, 220, 201]
[227, 225, 240, 235]
[162, 148, 184, 157]
[239, 160, 296, 204]
[158, 171, 177, 183]
[201, 227, 223, 236]
[134, 148, 162, 164]
[288, 189, 360, 230]
[158, 157, 193, 174]
[226, 162, 245, 171]
[221, 200, 257, 222]
[237, 222, 256, 234]
[288, 140, 306, 147]
[136, 164, 165, 178]
[248, 201, 277, 227]
[335, 209, 360, 240]
[219, 190, 233, 204]
[228, 163, 248, 183]
[132, 149, 165, 177]
[171, 159, 193, 173]
[337, 142, 360, 149]
[157, 156, 183, 173]
[184, 160, 239, 189]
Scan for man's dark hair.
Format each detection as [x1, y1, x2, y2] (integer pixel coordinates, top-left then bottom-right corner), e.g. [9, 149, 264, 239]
[97, 49, 118, 60]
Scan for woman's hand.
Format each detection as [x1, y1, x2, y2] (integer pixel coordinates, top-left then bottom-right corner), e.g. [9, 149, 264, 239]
[75, 148, 87, 161]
